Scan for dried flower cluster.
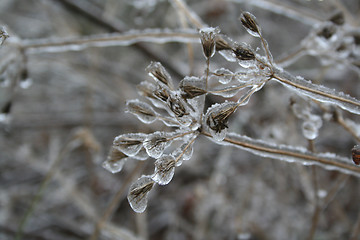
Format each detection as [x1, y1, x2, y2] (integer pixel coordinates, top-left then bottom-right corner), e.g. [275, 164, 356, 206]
[102, 11, 360, 213]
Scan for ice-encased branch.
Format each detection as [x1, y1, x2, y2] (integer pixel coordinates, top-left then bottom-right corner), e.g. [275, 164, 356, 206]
[19, 28, 200, 53]
[272, 68, 360, 115]
[203, 131, 360, 177]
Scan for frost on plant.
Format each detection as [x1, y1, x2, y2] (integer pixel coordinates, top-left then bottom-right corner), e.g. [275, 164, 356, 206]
[103, 10, 360, 213]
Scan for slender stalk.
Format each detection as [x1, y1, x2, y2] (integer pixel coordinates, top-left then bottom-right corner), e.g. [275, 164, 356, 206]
[20, 30, 199, 53]
[201, 131, 360, 177]
[272, 74, 360, 111]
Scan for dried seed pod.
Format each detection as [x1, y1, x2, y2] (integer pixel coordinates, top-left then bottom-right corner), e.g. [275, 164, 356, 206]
[152, 155, 176, 185]
[240, 12, 261, 37]
[126, 99, 157, 124]
[329, 11, 344, 26]
[146, 61, 173, 89]
[216, 36, 233, 51]
[144, 131, 171, 158]
[102, 147, 128, 173]
[199, 27, 220, 58]
[0, 27, 9, 45]
[352, 145, 360, 165]
[168, 96, 188, 118]
[233, 45, 255, 61]
[127, 175, 155, 213]
[317, 24, 336, 39]
[180, 76, 207, 99]
[113, 133, 146, 157]
[205, 102, 238, 141]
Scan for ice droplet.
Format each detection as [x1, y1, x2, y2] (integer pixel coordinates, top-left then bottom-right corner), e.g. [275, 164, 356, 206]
[199, 27, 220, 59]
[213, 68, 234, 84]
[102, 147, 128, 173]
[126, 99, 157, 124]
[102, 156, 128, 174]
[302, 121, 319, 140]
[205, 102, 238, 141]
[172, 141, 194, 166]
[144, 131, 171, 158]
[113, 133, 146, 156]
[152, 155, 176, 185]
[146, 61, 174, 89]
[132, 147, 149, 161]
[127, 175, 155, 213]
[19, 78, 33, 89]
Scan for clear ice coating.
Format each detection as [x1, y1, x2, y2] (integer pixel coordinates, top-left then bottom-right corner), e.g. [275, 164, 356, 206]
[240, 12, 261, 38]
[113, 133, 146, 157]
[127, 175, 155, 213]
[302, 121, 319, 140]
[212, 132, 360, 178]
[102, 156, 128, 174]
[19, 78, 33, 89]
[199, 27, 220, 58]
[273, 68, 360, 115]
[204, 102, 238, 141]
[172, 141, 194, 167]
[213, 68, 234, 84]
[146, 61, 174, 89]
[144, 131, 171, 159]
[126, 99, 157, 124]
[152, 155, 176, 185]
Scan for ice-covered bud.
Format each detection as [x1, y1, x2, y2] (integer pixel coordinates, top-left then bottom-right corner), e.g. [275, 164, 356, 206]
[199, 27, 220, 58]
[240, 12, 261, 37]
[113, 133, 146, 157]
[144, 131, 171, 159]
[233, 44, 255, 61]
[152, 155, 176, 185]
[126, 99, 157, 124]
[317, 24, 336, 39]
[215, 36, 233, 52]
[205, 102, 238, 141]
[329, 11, 344, 26]
[0, 27, 9, 45]
[102, 147, 128, 174]
[179, 76, 207, 99]
[127, 175, 155, 213]
[168, 95, 188, 118]
[352, 145, 360, 165]
[146, 61, 173, 89]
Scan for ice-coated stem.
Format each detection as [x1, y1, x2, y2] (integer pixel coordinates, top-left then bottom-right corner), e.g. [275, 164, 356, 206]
[202, 131, 360, 177]
[272, 68, 360, 115]
[20, 29, 199, 53]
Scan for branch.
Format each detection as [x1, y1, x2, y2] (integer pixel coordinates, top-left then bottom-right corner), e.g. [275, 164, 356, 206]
[19, 29, 199, 54]
[202, 131, 360, 177]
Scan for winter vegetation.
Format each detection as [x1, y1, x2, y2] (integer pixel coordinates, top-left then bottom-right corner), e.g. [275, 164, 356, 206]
[1, 0, 360, 239]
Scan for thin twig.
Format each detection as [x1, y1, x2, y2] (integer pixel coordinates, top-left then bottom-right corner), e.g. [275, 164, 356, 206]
[201, 131, 360, 177]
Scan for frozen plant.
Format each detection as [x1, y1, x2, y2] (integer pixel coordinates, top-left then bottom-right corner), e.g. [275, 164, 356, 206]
[103, 11, 360, 213]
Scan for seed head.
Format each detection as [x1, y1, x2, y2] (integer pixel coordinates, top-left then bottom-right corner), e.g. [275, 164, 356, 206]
[233, 45, 255, 61]
[146, 62, 173, 89]
[352, 145, 360, 165]
[240, 12, 260, 37]
[199, 27, 220, 58]
[216, 37, 233, 52]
